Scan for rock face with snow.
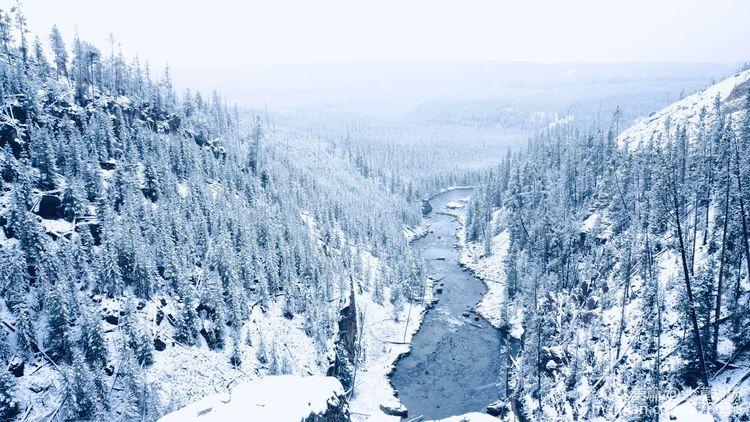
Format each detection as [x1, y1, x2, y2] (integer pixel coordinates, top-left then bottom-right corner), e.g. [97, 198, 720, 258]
[619, 68, 750, 149]
[159, 376, 348, 422]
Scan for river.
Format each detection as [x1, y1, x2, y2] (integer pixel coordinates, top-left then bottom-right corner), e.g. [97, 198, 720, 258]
[390, 188, 504, 420]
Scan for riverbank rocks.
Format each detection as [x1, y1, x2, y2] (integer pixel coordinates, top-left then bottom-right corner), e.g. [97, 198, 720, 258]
[487, 400, 512, 418]
[379, 399, 408, 418]
[421, 199, 432, 216]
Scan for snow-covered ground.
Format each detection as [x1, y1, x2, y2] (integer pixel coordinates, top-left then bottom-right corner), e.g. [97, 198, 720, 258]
[436, 412, 503, 421]
[347, 288, 425, 421]
[458, 209, 510, 330]
[159, 375, 345, 421]
[619, 69, 750, 150]
[150, 296, 331, 414]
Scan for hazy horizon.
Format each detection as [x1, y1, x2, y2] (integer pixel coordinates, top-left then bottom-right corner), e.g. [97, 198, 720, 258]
[19, 0, 750, 67]
[9, 0, 747, 111]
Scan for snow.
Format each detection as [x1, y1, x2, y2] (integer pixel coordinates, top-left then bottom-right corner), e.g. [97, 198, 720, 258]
[664, 360, 750, 421]
[435, 412, 500, 421]
[404, 221, 430, 243]
[459, 209, 509, 329]
[432, 186, 475, 197]
[619, 69, 750, 150]
[158, 375, 344, 422]
[668, 403, 714, 422]
[40, 217, 74, 237]
[348, 286, 426, 421]
[176, 182, 190, 198]
[145, 292, 329, 415]
[446, 201, 464, 209]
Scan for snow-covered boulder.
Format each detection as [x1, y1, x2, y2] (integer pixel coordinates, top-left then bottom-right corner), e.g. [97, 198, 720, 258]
[159, 375, 348, 422]
[435, 412, 501, 421]
[378, 399, 408, 417]
[446, 201, 464, 209]
[486, 400, 512, 418]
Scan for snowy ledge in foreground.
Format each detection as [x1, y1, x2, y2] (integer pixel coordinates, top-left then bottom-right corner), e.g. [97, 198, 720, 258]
[159, 375, 348, 421]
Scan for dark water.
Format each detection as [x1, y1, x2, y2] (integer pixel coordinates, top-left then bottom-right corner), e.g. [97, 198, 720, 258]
[391, 189, 504, 420]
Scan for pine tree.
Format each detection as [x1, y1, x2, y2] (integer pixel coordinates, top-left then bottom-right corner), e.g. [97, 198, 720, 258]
[32, 36, 49, 76]
[129, 320, 154, 366]
[1, 143, 15, 183]
[119, 349, 157, 420]
[0, 9, 13, 65]
[80, 307, 108, 367]
[199, 272, 226, 350]
[48, 25, 67, 78]
[98, 240, 123, 296]
[229, 331, 242, 369]
[34, 133, 58, 190]
[12, 301, 35, 358]
[0, 328, 10, 362]
[61, 181, 87, 221]
[256, 332, 268, 365]
[143, 159, 161, 202]
[1, 244, 29, 309]
[173, 279, 199, 346]
[46, 282, 73, 363]
[65, 358, 98, 420]
[0, 370, 19, 420]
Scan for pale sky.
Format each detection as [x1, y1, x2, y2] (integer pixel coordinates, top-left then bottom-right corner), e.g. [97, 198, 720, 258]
[11, 0, 750, 68]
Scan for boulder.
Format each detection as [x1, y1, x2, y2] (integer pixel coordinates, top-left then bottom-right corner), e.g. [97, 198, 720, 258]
[154, 337, 167, 352]
[34, 193, 64, 219]
[379, 400, 408, 418]
[586, 296, 599, 310]
[9, 360, 24, 377]
[540, 346, 566, 374]
[487, 400, 512, 418]
[421, 199, 432, 216]
[29, 380, 50, 393]
[99, 160, 116, 170]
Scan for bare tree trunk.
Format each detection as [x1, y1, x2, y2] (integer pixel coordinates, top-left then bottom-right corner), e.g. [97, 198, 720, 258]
[615, 245, 632, 359]
[713, 169, 730, 362]
[690, 193, 699, 275]
[535, 281, 542, 420]
[704, 140, 715, 246]
[671, 178, 713, 403]
[734, 143, 750, 277]
[653, 236, 662, 422]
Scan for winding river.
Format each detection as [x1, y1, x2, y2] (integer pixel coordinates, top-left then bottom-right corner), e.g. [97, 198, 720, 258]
[391, 188, 505, 420]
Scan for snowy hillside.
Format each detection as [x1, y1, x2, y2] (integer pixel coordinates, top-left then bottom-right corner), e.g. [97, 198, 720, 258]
[464, 68, 750, 421]
[0, 11, 430, 421]
[619, 68, 750, 149]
